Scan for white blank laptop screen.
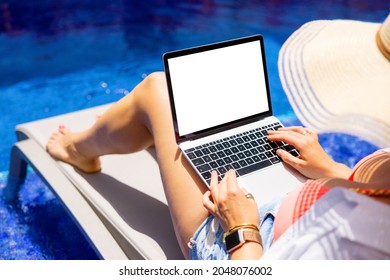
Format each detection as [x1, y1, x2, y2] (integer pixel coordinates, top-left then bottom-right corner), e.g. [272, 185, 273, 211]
[167, 40, 270, 137]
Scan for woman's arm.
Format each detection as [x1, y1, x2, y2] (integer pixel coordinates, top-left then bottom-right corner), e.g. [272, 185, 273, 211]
[202, 170, 263, 259]
[229, 241, 263, 260]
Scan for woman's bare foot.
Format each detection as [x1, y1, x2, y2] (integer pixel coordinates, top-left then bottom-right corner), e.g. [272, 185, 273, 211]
[46, 126, 101, 173]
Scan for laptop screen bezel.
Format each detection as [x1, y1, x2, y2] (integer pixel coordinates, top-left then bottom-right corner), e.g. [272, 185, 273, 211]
[163, 34, 273, 143]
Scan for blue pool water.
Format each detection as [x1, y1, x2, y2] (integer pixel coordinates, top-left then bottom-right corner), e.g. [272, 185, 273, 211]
[0, 0, 388, 259]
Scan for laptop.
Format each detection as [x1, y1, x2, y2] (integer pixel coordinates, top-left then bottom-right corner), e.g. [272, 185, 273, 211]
[163, 35, 306, 204]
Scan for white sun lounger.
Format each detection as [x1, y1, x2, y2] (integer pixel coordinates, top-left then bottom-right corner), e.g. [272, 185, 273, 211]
[4, 103, 184, 260]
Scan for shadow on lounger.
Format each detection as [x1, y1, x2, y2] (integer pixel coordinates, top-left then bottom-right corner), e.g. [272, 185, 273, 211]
[77, 170, 184, 259]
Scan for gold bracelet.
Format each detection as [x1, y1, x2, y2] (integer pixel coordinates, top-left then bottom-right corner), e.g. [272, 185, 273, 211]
[223, 223, 259, 240]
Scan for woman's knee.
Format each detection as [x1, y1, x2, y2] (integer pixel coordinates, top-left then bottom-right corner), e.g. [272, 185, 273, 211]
[136, 72, 169, 108]
[143, 72, 166, 92]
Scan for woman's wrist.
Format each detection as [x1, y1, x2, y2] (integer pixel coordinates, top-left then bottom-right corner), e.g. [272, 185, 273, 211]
[230, 240, 263, 260]
[224, 226, 263, 259]
[328, 162, 352, 179]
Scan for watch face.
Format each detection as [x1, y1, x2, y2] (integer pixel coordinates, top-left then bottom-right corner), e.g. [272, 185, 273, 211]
[225, 230, 241, 251]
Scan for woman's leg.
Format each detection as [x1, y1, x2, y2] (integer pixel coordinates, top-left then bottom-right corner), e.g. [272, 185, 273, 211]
[46, 72, 209, 258]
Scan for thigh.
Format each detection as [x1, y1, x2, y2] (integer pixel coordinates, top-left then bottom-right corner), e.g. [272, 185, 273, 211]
[135, 72, 210, 257]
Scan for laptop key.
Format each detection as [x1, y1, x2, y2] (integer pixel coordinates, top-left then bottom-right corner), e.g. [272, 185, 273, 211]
[230, 154, 239, 161]
[250, 140, 259, 147]
[245, 158, 254, 165]
[192, 158, 205, 166]
[237, 153, 246, 159]
[224, 157, 233, 164]
[202, 171, 212, 180]
[284, 144, 295, 151]
[269, 142, 278, 149]
[209, 146, 218, 153]
[224, 164, 234, 171]
[187, 152, 196, 160]
[244, 143, 252, 149]
[244, 151, 252, 157]
[216, 144, 224, 150]
[237, 145, 246, 151]
[197, 163, 211, 173]
[252, 155, 260, 162]
[263, 144, 272, 150]
[265, 151, 273, 158]
[218, 166, 227, 175]
[257, 138, 265, 145]
[274, 125, 282, 130]
[257, 146, 265, 153]
[210, 153, 219, 160]
[275, 141, 284, 147]
[236, 160, 272, 176]
[194, 150, 203, 157]
[203, 155, 212, 162]
[270, 157, 281, 164]
[222, 142, 231, 148]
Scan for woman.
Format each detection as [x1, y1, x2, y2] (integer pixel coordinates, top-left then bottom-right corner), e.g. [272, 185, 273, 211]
[47, 13, 390, 259]
[46, 72, 390, 260]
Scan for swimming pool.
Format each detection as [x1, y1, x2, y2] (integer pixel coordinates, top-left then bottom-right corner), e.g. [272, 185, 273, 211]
[0, 0, 388, 259]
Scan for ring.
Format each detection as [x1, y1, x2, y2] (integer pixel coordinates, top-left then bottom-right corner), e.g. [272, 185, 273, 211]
[302, 130, 309, 136]
[245, 193, 255, 200]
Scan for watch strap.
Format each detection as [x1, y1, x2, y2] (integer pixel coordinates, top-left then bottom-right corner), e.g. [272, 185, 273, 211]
[225, 228, 262, 253]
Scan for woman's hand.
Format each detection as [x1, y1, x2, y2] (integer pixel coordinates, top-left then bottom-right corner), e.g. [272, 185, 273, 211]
[267, 126, 352, 180]
[202, 169, 259, 232]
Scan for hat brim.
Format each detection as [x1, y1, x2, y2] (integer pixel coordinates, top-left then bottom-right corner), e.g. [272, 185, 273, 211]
[278, 19, 390, 148]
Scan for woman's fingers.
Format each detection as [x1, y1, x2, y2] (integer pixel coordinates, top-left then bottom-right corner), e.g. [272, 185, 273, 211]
[208, 170, 229, 209]
[205, 170, 246, 212]
[267, 130, 304, 150]
[209, 170, 218, 190]
[276, 149, 305, 170]
[273, 126, 312, 135]
[225, 169, 240, 192]
[203, 171, 219, 214]
[202, 190, 215, 213]
[204, 169, 260, 231]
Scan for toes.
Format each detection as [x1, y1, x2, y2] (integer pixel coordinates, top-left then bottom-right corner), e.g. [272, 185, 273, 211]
[58, 125, 70, 134]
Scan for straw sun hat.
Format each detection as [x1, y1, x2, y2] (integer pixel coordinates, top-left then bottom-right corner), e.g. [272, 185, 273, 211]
[278, 13, 390, 148]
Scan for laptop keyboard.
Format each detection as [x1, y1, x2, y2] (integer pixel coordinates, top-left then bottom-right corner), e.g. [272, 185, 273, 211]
[184, 121, 300, 185]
